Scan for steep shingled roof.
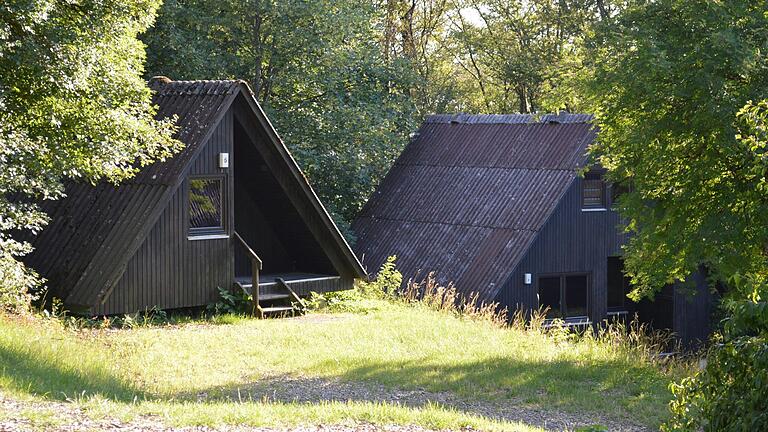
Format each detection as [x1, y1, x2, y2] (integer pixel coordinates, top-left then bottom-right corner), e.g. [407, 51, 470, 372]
[26, 78, 365, 309]
[351, 113, 596, 303]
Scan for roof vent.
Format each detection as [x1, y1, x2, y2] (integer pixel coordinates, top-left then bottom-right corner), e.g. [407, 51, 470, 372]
[148, 76, 172, 89]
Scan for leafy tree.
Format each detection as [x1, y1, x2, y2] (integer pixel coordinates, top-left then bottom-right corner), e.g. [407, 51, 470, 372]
[585, 0, 768, 298]
[0, 0, 179, 312]
[585, 1, 768, 429]
[448, 0, 612, 113]
[144, 0, 417, 232]
[381, 0, 464, 116]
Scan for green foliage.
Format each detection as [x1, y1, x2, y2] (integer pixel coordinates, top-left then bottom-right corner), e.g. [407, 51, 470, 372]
[306, 288, 381, 314]
[143, 0, 417, 226]
[575, 426, 608, 432]
[207, 286, 251, 315]
[306, 256, 401, 313]
[359, 255, 402, 298]
[586, 3, 768, 427]
[584, 0, 768, 299]
[0, 0, 180, 312]
[664, 274, 768, 431]
[665, 335, 768, 432]
[449, 0, 610, 113]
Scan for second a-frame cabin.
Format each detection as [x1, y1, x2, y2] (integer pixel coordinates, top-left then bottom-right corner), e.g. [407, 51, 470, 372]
[353, 113, 714, 344]
[25, 78, 366, 316]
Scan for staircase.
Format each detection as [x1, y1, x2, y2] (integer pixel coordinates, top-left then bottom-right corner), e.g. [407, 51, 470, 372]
[235, 277, 307, 318]
[233, 231, 306, 318]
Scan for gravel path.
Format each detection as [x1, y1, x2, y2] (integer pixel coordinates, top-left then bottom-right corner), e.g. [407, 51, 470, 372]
[202, 375, 651, 432]
[0, 375, 653, 432]
[0, 396, 466, 432]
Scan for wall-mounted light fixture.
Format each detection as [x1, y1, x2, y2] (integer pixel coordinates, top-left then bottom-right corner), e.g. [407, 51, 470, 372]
[219, 153, 229, 168]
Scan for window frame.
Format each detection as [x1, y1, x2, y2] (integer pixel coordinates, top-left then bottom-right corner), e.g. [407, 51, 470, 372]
[187, 174, 228, 239]
[537, 272, 591, 319]
[581, 170, 607, 211]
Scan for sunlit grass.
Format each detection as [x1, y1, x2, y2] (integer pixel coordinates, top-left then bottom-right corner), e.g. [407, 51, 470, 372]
[0, 300, 684, 429]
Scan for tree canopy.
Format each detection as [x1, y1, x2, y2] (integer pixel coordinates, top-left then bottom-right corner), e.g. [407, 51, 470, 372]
[0, 0, 179, 311]
[143, 0, 418, 234]
[585, 0, 768, 299]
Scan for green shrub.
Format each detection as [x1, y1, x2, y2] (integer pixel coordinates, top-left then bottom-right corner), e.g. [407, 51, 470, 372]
[664, 335, 768, 431]
[664, 275, 768, 431]
[207, 286, 251, 315]
[0, 249, 40, 314]
[359, 255, 402, 298]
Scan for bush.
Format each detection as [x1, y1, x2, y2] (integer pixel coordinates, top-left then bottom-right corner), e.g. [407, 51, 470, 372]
[207, 286, 251, 315]
[664, 275, 768, 431]
[359, 255, 402, 298]
[664, 335, 768, 431]
[0, 245, 40, 314]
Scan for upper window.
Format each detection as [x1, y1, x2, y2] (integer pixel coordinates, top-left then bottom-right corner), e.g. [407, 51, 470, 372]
[582, 171, 606, 210]
[189, 177, 224, 235]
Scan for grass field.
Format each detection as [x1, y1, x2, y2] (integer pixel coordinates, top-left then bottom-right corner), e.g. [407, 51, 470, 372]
[0, 297, 685, 431]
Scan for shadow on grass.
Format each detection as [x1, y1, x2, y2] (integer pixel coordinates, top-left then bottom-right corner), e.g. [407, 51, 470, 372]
[0, 342, 146, 402]
[181, 357, 656, 431]
[322, 356, 656, 404]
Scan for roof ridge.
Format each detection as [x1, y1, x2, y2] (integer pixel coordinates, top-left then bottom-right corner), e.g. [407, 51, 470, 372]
[425, 112, 594, 124]
[149, 77, 246, 96]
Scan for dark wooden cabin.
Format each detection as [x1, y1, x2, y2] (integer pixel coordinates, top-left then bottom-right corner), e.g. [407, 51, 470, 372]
[352, 113, 714, 344]
[25, 78, 366, 316]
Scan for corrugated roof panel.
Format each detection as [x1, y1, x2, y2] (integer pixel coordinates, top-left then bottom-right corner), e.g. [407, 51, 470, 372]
[352, 114, 596, 303]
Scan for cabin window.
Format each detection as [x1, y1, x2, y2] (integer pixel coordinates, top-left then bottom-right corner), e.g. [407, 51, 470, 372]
[538, 277, 562, 318]
[582, 171, 606, 210]
[538, 274, 590, 319]
[188, 177, 225, 236]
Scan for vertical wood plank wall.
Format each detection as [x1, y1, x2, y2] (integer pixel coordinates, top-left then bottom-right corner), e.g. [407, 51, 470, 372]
[497, 177, 628, 320]
[497, 177, 713, 344]
[96, 111, 235, 315]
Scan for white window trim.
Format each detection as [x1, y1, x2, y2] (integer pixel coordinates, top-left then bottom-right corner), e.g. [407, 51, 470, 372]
[187, 233, 230, 241]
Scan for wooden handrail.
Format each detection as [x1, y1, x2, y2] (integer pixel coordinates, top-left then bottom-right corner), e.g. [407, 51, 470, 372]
[234, 231, 263, 318]
[233, 231, 262, 269]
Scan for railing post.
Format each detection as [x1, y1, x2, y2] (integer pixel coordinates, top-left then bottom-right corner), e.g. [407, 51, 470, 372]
[252, 259, 262, 318]
[234, 231, 264, 318]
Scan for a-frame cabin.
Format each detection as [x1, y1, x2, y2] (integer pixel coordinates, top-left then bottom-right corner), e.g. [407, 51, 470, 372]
[353, 113, 714, 345]
[24, 78, 366, 316]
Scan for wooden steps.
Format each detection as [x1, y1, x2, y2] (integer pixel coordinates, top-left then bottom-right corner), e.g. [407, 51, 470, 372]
[234, 277, 306, 318]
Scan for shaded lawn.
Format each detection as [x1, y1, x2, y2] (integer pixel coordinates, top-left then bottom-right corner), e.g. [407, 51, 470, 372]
[0, 301, 682, 429]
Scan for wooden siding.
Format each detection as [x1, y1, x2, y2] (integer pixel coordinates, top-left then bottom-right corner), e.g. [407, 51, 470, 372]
[496, 177, 627, 320]
[497, 177, 713, 344]
[673, 270, 715, 345]
[95, 111, 235, 315]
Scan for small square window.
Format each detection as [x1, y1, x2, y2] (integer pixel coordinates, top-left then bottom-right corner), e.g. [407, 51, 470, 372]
[189, 177, 224, 234]
[582, 172, 606, 209]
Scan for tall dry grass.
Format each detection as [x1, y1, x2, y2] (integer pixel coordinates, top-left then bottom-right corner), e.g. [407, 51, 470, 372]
[399, 272, 508, 325]
[395, 271, 685, 365]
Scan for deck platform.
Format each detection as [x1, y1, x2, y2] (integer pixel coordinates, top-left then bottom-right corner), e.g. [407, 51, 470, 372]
[235, 272, 343, 297]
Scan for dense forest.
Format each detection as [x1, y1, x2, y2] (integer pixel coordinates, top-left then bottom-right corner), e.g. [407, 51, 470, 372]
[1, 1, 767, 430]
[141, 0, 618, 233]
